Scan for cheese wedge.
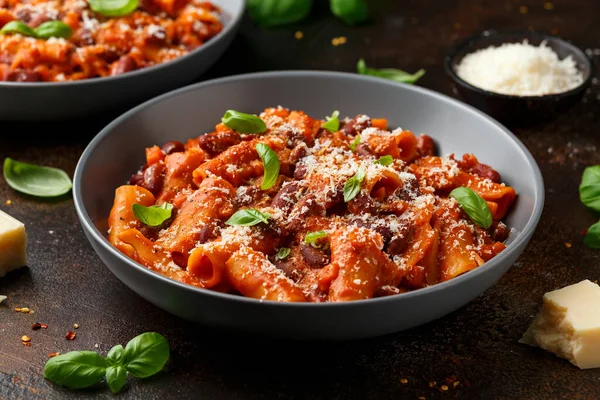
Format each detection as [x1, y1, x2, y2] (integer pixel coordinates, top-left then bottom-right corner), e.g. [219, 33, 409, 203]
[0, 210, 27, 278]
[520, 280, 600, 369]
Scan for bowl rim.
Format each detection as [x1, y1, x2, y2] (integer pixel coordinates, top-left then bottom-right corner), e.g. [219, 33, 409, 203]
[0, 0, 246, 88]
[444, 29, 594, 100]
[73, 70, 545, 308]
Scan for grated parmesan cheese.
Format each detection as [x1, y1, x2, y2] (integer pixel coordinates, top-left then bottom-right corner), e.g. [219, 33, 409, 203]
[455, 40, 584, 96]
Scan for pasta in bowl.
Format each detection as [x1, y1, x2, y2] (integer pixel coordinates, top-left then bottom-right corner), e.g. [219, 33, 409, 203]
[107, 107, 517, 303]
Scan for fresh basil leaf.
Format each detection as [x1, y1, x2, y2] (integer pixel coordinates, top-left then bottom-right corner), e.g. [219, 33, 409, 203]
[304, 230, 328, 244]
[122, 332, 169, 379]
[343, 167, 366, 202]
[450, 187, 492, 229]
[277, 247, 291, 259]
[43, 351, 107, 389]
[584, 221, 600, 248]
[349, 136, 361, 152]
[222, 110, 267, 134]
[357, 58, 425, 84]
[375, 155, 393, 166]
[248, 0, 312, 27]
[106, 344, 124, 366]
[106, 365, 128, 393]
[34, 21, 73, 39]
[579, 165, 600, 212]
[132, 202, 173, 227]
[0, 21, 36, 37]
[225, 208, 271, 226]
[322, 110, 340, 133]
[256, 143, 280, 190]
[89, 0, 138, 17]
[3, 158, 72, 197]
[330, 0, 369, 26]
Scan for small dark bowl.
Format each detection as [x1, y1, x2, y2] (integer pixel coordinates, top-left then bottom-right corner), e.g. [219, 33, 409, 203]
[445, 30, 594, 125]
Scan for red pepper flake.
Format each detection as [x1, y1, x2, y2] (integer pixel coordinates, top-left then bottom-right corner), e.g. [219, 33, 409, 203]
[48, 352, 60, 358]
[13, 377, 18, 383]
[65, 331, 77, 340]
[581, 229, 588, 236]
[31, 323, 42, 330]
[464, 379, 471, 387]
[40, 323, 48, 329]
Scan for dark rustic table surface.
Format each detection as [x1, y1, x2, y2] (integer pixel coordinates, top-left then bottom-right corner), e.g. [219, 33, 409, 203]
[2, 0, 600, 399]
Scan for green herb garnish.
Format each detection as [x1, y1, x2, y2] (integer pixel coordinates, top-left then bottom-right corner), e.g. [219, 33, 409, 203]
[256, 143, 280, 190]
[329, 0, 369, 26]
[277, 247, 291, 259]
[579, 165, 600, 212]
[304, 230, 328, 244]
[322, 110, 340, 133]
[374, 155, 393, 166]
[132, 203, 173, 227]
[450, 187, 492, 229]
[0, 20, 73, 39]
[357, 58, 425, 84]
[343, 167, 366, 202]
[247, 0, 313, 27]
[349, 136, 361, 152]
[225, 208, 271, 226]
[3, 158, 72, 197]
[0, 21, 37, 37]
[44, 332, 169, 394]
[89, 0, 139, 17]
[221, 110, 267, 134]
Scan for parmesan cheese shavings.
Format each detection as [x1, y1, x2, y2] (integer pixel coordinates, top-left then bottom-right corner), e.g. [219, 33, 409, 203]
[455, 40, 584, 96]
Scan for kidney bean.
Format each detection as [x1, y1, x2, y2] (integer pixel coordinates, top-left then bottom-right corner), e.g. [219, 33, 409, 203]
[79, 28, 95, 45]
[6, 70, 40, 82]
[111, 56, 137, 76]
[355, 143, 374, 158]
[128, 170, 145, 185]
[197, 220, 223, 244]
[387, 224, 412, 256]
[198, 131, 241, 156]
[300, 244, 330, 268]
[348, 193, 378, 214]
[471, 163, 501, 183]
[416, 134, 435, 157]
[286, 194, 325, 231]
[492, 222, 510, 242]
[397, 178, 421, 201]
[341, 115, 372, 136]
[271, 182, 302, 213]
[290, 144, 308, 163]
[294, 163, 308, 180]
[161, 140, 185, 155]
[140, 162, 165, 195]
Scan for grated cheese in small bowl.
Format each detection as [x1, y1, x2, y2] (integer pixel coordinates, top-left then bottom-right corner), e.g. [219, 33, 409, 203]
[455, 40, 584, 97]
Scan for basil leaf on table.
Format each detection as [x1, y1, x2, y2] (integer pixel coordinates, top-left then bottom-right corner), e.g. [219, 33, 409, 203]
[0, 21, 37, 37]
[256, 143, 280, 190]
[122, 332, 169, 379]
[43, 351, 107, 389]
[343, 167, 366, 202]
[322, 110, 340, 133]
[105, 365, 128, 393]
[3, 157, 72, 197]
[226, 208, 271, 226]
[330, 0, 369, 26]
[248, 0, 313, 27]
[132, 202, 173, 227]
[357, 59, 426, 84]
[305, 230, 328, 244]
[222, 110, 267, 134]
[579, 165, 600, 212]
[34, 21, 73, 39]
[375, 155, 393, 166]
[277, 247, 291, 259]
[106, 344, 124, 366]
[89, 0, 139, 17]
[584, 221, 600, 249]
[450, 187, 492, 229]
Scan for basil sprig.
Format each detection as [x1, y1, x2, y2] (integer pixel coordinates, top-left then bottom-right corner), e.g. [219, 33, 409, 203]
[375, 155, 393, 166]
[343, 167, 366, 202]
[132, 202, 173, 227]
[450, 187, 492, 229]
[222, 110, 267, 134]
[330, 0, 369, 26]
[579, 165, 600, 212]
[256, 143, 280, 190]
[357, 59, 425, 84]
[44, 332, 169, 394]
[3, 158, 72, 197]
[226, 208, 271, 226]
[304, 230, 328, 244]
[89, 0, 139, 17]
[0, 20, 73, 39]
[277, 247, 291, 259]
[349, 136, 360, 152]
[248, 0, 312, 27]
[322, 110, 340, 133]
[584, 221, 600, 248]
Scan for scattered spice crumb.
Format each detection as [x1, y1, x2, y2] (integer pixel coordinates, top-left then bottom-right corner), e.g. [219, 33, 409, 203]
[429, 381, 436, 387]
[21, 335, 31, 342]
[294, 31, 303, 40]
[5, 200, 11, 205]
[441, 384, 449, 391]
[453, 381, 460, 388]
[41, 323, 48, 329]
[519, 5, 528, 14]
[31, 323, 42, 330]
[49, 352, 60, 358]
[74, 323, 79, 329]
[331, 36, 347, 46]
[15, 307, 30, 313]
[544, 2, 554, 10]
[23, 342, 31, 347]
[400, 378, 408, 384]
[65, 331, 77, 340]
[565, 242, 572, 248]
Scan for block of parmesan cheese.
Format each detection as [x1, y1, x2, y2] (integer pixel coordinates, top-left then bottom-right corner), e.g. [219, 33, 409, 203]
[520, 280, 600, 369]
[0, 209, 27, 278]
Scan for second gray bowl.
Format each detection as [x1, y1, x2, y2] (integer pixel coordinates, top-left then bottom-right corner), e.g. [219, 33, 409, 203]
[73, 71, 545, 340]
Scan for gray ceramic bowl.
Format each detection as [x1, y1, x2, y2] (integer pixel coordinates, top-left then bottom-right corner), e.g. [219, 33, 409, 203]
[0, 0, 245, 121]
[73, 71, 544, 340]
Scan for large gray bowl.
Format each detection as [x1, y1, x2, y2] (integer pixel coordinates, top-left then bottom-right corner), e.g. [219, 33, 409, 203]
[0, 0, 245, 121]
[73, 71, 545, 340]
